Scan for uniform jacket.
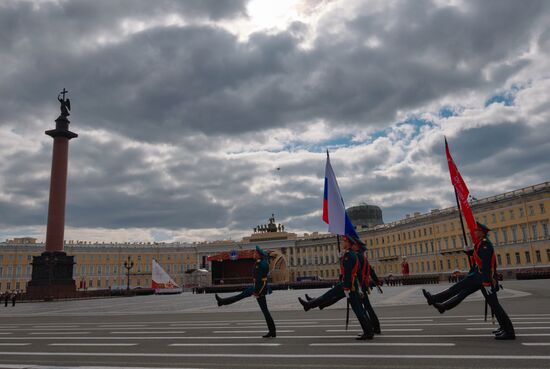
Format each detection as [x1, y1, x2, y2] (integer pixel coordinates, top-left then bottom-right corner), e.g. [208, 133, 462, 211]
[253, 257, 271, 296]
[340, 249, 358, 291]
[464, 237, 497, 287]
[356, 249, 380, 291]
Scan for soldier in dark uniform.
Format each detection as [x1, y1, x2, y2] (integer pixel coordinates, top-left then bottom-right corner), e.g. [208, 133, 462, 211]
[353, 239, 382, 334]
[422, 222, 515, 340]
[298, 236, 374, 340]
[215, 246, 276, 338]
[3, 292, 8, 307]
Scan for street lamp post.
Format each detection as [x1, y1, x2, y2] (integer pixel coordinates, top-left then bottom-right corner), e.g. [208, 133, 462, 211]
[123, 256, 134, 292]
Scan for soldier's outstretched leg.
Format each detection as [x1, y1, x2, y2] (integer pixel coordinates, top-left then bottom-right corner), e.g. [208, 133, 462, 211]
[432, 283, 480, 314]
[362, 293, 381, 334]
[422, 276, 473, 306]
[349, 292, 374, 340]
[256, 295, 276, 338]
[298, 283, 344, 311]
[215, 287, 253, 306]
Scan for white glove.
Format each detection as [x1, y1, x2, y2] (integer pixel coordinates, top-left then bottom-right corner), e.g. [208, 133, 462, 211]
[344, 289, 350, 299]
[483, 286, 493, 296]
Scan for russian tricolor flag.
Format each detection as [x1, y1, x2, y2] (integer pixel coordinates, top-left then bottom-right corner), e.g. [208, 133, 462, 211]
[322, 151, 360, 239]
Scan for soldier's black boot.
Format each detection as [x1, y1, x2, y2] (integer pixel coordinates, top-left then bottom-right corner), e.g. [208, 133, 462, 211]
[298, 297, 311, 312]
[356, 333, 374, 340]
[494, 331, 515, 340]
[422, 289, 434, 305]
[305, 294, 313, 301]
[262, 331, 276, 338]
[433, 302, 446, 314]
[492, 327, 503, 335]
[215, 293, 223, 307]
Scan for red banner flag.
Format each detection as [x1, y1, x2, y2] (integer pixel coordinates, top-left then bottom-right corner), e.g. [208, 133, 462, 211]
[445, 138, 480, 247]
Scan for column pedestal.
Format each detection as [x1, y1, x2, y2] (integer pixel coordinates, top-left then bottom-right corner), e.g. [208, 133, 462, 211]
[27, 251, 76, 300]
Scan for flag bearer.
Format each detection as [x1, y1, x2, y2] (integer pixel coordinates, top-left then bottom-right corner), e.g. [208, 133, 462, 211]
[299, 236, 374, 340]
[215, 246, 276, 338]
[422, 222, 515, 340]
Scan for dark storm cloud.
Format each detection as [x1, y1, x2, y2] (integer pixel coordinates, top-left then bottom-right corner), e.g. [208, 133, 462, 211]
[0, 0, 549, 240]
[427, 121, 550, 183]
[1, 0, 548, 141]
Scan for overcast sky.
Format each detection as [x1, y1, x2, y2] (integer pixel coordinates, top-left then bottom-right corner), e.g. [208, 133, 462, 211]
[1, 0, 549, 243]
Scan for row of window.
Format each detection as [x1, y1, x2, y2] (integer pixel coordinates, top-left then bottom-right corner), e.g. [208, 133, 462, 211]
[365, 202, 546, 247]
[375, 249, 550, 275]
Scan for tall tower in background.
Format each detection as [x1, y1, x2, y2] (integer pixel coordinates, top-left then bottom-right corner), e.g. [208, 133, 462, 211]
[27, 89, 78, 300]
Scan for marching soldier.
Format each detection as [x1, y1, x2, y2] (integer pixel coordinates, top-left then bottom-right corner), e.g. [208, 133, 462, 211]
[298, 235, 374, 340]
[215, 246, 276, 338]
[422, 222, 515, 340]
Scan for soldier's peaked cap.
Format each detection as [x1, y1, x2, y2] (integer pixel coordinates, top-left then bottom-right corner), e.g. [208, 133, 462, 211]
[476, 222, 491, 232]
[255, 245, 269, 257]
[352, 236, 367, 249]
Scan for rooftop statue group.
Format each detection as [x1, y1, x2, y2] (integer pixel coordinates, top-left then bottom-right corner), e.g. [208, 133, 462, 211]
[254, 214, 284, 233]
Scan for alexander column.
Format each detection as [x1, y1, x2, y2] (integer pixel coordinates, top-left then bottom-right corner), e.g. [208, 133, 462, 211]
[27, 89, 78, 300]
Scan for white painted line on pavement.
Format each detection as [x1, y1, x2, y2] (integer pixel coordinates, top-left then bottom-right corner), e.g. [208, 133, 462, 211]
[311, 343, 455, 347]
[326, 329, 423, 332]
[0, 366, 203, 369]
[169, 343, 281, 347]
[98, 324, 147, 327]
[468, 317, 550, 321]
[522, 343, 550, 346]
[49, 343, 138, 346]
[344, 333, 550, 338]
[32, 325, 80, 328]
[4, 327, 194, 332]
[0, 364, 206, 369]
[212, 330, 295, 333]
[12, 328, 88, 331]
[0, 343, 30, 346]
[170, 323, 231, 326]
[0, 333, 11, 335]
[215, 325, 329, 329]
[236, 321, 315, 325]
[5, 314, 550, 327]
[380, 321, 550, 326]
[467, 327, 550, 331]
[110, 331, 187, 334]
[3, 333, 550, 341]
[166, 326, 235, 329]
[379, 319, 434, 324]
[1, 351, 550, 360]
[30, 332, 90, 335]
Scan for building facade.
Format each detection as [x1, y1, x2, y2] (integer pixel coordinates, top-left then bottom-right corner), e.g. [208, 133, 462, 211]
[1, 182, 549, 292]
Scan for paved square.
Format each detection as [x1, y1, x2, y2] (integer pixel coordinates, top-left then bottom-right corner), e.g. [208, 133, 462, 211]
[0, 280, 549, 369]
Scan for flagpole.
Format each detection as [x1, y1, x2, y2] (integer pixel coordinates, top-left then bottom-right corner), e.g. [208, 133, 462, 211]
[454, 187, 472, 268]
